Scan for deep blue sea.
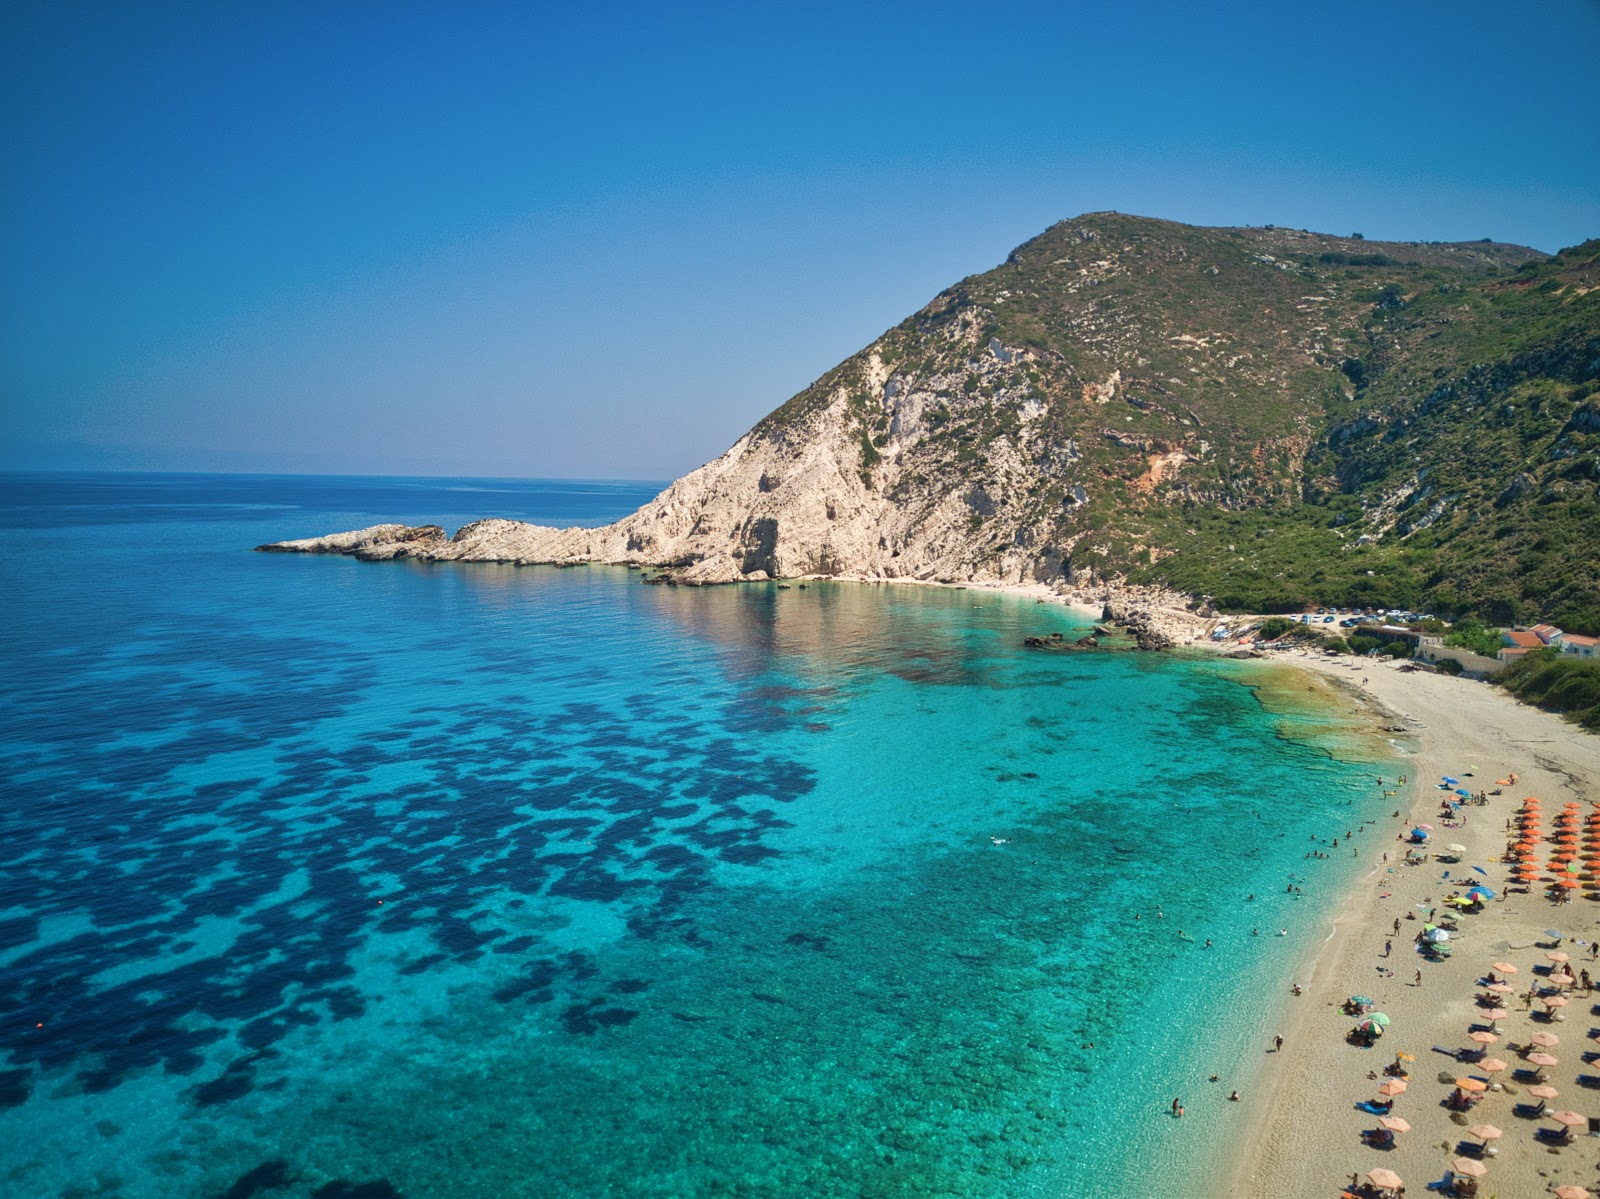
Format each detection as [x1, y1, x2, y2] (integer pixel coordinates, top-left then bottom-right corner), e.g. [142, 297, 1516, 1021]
[0, 472, 1397, 1199]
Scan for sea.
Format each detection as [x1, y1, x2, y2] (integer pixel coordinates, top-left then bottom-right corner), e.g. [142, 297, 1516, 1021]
[0, 472, 1399, 1199]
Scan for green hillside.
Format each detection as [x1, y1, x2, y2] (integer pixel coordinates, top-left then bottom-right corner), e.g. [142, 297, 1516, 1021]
[759, 215, 1599, 630]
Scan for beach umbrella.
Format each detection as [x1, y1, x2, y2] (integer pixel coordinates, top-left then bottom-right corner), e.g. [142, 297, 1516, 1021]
[1491, 961, 1517, 973]
[1377, 1079, 1406, 1096]
[1530, 1031, 1560, 1048]
[1442, 777, 1458, 784]
[1445, 842, 1467, 855]
[1526, 1051, 1559, 1068]
[1467, 886, 1495, 900]
[1377, 1115, 1411, 1133]
[1349, 995, 1376, 1007]
[1455, 789, 1471, 798]
[1486, 982, 1513, 994]
[1543, 995, 1570, 1009]
[1558, 877, 1582, 888]
[1553, 1187, 1592, 1199]
[1367, 1168, 1403, 1191]
[1368, 1012, 1391, 1027]
[1454, 1077, 1488, 1093]
[1467, 1031, 1497, 1044]
[1527, 1084, 1560, 1100]
[1479, 1008, 1509, 1020]
[1418, 823, 1434, 831]
[1426, 928, 1450, 942]
[1468, 1123, 1502, 1142]
[1450, 1158, 1487, 1179]
[1547, 1109, 1587, 1127]
[1547, 951, 1571, 963]
[1478, 1057, 1508, 1073]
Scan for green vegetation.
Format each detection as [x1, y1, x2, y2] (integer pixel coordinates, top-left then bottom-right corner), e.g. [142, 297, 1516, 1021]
[1444, 618, 1505, 659]
[750, 215, 1596, 622]
[1496, 650, 1600, 731]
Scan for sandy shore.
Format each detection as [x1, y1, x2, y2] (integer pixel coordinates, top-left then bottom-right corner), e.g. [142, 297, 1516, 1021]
[1215, 650, 1600, 1199]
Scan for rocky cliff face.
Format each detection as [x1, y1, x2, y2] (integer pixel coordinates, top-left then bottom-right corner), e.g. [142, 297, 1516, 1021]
[261, 213, 1599, 626]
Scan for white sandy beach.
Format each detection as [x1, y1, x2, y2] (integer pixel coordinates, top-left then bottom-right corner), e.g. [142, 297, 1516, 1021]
[1218, 651, 1600, 1199]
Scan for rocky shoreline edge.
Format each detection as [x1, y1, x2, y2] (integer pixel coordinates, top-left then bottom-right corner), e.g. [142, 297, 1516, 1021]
[256, 522, 1223, 652]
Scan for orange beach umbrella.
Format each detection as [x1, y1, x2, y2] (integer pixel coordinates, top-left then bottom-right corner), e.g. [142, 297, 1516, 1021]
[1455, 1077, 1488, 1092]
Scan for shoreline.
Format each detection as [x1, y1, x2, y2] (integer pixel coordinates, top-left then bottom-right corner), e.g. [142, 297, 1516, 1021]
[262, 549, 1600, 1191]
[1212, 649, 1600, 1199]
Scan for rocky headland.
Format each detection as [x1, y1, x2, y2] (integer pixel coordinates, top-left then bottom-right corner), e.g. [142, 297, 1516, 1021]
[260, 213, 1597, 630]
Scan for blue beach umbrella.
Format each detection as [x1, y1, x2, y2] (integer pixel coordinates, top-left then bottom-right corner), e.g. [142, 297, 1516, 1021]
[1443, 776, 1459, 785]
[1472, 867, 1488, 876]
[1456, 789, 1472, 798]
[1468, 887, 1496, 901]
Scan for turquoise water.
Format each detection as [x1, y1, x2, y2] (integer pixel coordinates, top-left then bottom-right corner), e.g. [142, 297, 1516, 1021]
[0, 473, 1395, 1199]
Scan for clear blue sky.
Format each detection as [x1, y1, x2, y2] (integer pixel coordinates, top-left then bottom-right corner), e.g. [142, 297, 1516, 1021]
[4, 1, 1597, 480]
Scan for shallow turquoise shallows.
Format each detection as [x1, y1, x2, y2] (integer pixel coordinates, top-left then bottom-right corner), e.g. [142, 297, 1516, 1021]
[0, 473, 1395, 1199]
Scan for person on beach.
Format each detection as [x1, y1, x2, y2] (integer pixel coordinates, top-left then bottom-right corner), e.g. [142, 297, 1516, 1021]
[1273, 1034, 1283, 1052]
[1414, 969, 1422, 986]
[1384, 940, 1391, 957]
[1229, 1090, 1240, 1101]
[1171, 1097, 1180, 1114]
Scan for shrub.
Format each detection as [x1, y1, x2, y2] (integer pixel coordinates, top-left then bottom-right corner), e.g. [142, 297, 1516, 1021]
[1259, 616, 1297, 640]
[1347, 635, 1380, 655]
[1323, 636, 1351, 654]
[1496, 651, 1600, 731]
[1381, 641, 1413, 659]
[1444, 618, 1504, 658]
[1433, 657, 1464, 675]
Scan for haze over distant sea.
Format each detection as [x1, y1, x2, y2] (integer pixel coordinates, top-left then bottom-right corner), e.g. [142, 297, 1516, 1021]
[0, 472, 1396, 1199]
